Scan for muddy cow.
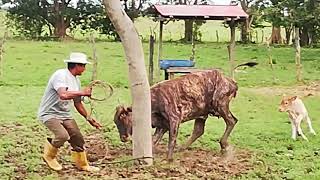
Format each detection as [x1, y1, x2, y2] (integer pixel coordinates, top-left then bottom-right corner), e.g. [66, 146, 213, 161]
[114, 69, 238, 161]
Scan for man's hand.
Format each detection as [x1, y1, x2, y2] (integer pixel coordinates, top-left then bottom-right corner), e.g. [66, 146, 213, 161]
[87, 117, 102, 129]
[83, 87, 92, 97]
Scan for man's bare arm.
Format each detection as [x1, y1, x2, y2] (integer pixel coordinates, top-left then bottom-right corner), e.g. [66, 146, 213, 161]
[57, 87, 91, 100]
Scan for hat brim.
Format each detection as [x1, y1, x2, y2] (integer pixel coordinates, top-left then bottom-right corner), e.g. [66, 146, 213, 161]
[64, 60, 91, 64]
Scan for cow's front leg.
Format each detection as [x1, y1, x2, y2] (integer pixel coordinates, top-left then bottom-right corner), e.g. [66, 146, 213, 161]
[291, 120, 297, 140]
[289, 114, 297, 140]
[167, 121, 179, 162]
[180, 118, 207, 150]
[219, 107, 238, 154]
[153, 128, 167, 146]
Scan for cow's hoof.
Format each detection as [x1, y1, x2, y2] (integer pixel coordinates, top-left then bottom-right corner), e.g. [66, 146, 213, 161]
[167, 158, 174, 163]
[177, 147, 187, 152]
[220, 146, 235, 161]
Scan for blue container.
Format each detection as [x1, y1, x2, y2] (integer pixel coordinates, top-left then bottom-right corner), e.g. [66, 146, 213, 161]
[160, 59, 195, 70]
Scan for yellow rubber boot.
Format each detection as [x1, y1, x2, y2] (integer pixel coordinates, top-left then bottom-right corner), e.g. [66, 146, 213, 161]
[43, 140, 62, 171]
[71, 151, 100, 172]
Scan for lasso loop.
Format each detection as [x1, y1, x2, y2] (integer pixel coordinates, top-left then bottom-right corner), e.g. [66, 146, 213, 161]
[84, 80, 114, 119]
[88, 80, 114, 101]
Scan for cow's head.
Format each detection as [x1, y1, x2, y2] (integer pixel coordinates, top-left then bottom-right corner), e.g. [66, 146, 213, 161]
[114, 105, 133, 142]
[279, 95, 297, 112]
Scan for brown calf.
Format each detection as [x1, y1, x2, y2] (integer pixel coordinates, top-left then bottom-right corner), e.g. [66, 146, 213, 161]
[114, 69, 238, 161]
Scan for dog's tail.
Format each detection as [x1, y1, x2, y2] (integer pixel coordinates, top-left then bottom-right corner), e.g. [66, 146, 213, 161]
[234, 62, 258, 70]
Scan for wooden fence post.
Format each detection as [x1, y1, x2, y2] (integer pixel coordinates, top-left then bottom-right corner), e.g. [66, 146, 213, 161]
[148, 35, 155, 85]
[90, 33, 98, 81]
[294, 27, 302, 82]
[216, 30, 219, 43]
[0, 31, 8, 78]
[228, 19, 236, 80]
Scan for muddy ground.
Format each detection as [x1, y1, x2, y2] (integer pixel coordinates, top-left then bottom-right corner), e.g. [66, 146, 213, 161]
[10, 81, 320, 179]
[53, 133, 254, 179]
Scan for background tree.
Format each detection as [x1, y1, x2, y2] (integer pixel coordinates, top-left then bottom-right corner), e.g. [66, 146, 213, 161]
[264, 0, 320, 46]
[236, 0, 265, 43]
[4, 0, 141, 40]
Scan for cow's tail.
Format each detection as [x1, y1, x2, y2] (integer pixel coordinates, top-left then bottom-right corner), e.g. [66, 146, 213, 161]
[234, 62, 258, 70]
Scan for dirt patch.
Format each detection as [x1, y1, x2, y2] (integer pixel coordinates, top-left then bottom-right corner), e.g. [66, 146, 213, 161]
[0, 123, 24, 136]
[244, 81, 320, 97]
[85, 133, 110, 162]
[54, 133, 254, 179]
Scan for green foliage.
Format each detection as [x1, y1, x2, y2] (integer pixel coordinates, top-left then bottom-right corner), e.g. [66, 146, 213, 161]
[4, 0, 122, 39]
[71, 0, 119, 39]
[5, 0, 47, 38]
[263, 0, 320, 44]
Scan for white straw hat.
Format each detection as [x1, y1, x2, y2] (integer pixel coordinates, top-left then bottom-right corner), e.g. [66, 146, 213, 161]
[64, 52, 91, 64]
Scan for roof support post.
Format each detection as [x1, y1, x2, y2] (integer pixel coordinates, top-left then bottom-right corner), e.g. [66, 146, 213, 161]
[228, 18, 236, 80]
[157, 20, 163, 81]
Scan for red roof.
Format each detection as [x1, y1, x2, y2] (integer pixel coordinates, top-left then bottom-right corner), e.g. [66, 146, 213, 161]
[154, 5, 248, 20]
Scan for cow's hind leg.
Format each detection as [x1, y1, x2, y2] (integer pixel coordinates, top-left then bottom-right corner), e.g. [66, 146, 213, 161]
[218, 108, 238, 154]
[306, 115, 316, 135]
[180, 118, 207, 150]
[153, 128, 167, 146]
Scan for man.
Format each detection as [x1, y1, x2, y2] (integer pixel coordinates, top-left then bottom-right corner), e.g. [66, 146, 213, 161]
[38, 52, 102, 172]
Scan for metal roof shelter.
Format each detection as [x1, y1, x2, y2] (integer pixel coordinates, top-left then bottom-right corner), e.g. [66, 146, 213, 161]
[154, 4, 248, 20]
[151, 4, 248, 81]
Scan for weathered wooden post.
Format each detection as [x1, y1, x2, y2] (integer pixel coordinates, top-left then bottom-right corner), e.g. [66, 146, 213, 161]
[157, 20, 164, 81]
[190, 21, 195, 61]
[294, 27, 302, 82]
[216, 30, 219, 43]
[89, 33, 98, 81]
[0, 31, 8, 78]
[228, 18, 236, 79]
[266, 37, 276, 83]
[148, 35, 155, 85]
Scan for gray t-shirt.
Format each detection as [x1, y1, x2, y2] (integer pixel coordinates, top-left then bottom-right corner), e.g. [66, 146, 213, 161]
[38, 69, 81, 123]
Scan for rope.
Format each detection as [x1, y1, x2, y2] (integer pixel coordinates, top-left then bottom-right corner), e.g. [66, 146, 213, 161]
[84, 80, 114, 119]
[88, 80, 114, 101]
[97, 156, 154, 165]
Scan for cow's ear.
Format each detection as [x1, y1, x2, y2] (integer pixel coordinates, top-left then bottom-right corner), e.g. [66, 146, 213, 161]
[114, 105, 126, 121]
[127, 107, 132, 112]
[290, 96, 297, 101]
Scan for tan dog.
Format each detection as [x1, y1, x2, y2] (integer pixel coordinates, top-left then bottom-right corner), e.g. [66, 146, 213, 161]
[279, 96, 316, 141]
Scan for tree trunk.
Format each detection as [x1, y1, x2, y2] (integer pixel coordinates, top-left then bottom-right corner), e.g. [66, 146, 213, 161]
[294, 27, 302, 82]
[53, 0, 68, 38]
[270, 26, 282, 44]
[240, 19, 250, 43]
[285, 26, 292, 45]
[184, 20, 193, 42]
[300, 27, 310, 47]
[103, 0, 153, 166]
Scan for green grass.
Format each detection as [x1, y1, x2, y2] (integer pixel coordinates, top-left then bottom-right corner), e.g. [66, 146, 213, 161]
[1, 40, 320, 179]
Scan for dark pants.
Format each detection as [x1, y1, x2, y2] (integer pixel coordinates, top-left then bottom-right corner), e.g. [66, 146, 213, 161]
[44, 118, 85, 152]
